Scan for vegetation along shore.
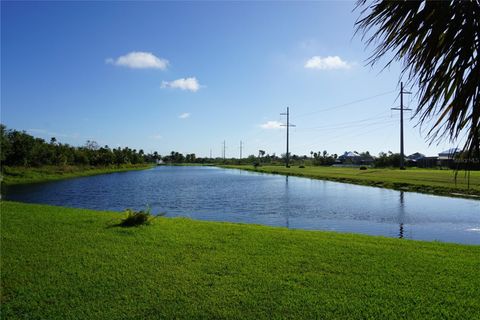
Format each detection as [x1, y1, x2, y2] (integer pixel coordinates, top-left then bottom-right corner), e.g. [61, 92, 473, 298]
[1, 201, 479, 319]
[0, 124, 158, 185]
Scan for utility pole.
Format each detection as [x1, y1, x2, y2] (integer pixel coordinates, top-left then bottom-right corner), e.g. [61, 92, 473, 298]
[210, 149, 212, 159]
[222, 140, 226, 160]
[239, 141, 243, 159]
[391, 82, 412, 170]
[280, 107, 296, 168]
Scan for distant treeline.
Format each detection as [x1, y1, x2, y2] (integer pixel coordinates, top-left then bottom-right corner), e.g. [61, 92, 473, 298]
[3, 124, 473, 169]
[0, 125, 159, 167]
[0, 124, 411, 168]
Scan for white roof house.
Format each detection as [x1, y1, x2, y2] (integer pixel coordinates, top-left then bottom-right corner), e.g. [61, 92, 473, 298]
[338, 151, 361, 160]
[438, 148, 460, 160]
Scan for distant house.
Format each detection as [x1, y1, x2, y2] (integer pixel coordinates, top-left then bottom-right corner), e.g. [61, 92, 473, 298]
[438, 148, 461, 168]
[407, 152, 425, 162]
[337, 151, 360, 162]
[406, 152, 435, 167]
[405, 152, 428, 168]
[438, 148, 460, 160]
[336, 151, 374, 166]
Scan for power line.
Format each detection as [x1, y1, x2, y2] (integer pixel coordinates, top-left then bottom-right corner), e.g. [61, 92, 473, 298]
[236, 90, 399, 158]
[296, 90, 396, 118]
[240, 91, 395, 150]
[301, 118, 397, 134]
[299, 119, 397, 150]
[247, 114, 394, 155]
[296, 111, 391, 132]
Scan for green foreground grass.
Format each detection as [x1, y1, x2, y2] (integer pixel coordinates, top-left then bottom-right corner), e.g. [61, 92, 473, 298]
[1, 201, 479, 319]
[222, 165, 480, 198]
[1, 164, 154, 185]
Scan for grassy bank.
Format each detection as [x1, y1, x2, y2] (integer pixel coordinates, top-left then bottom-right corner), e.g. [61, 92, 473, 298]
[1, 201, 479, 319]
[163, 163, 215, 166]
[1, 164, 155, 185]
[222, 165, 480, 198]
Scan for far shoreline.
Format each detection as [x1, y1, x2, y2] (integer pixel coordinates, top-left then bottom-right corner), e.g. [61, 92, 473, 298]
[1, 164, 155, 186]
[219, 164, 480, 200]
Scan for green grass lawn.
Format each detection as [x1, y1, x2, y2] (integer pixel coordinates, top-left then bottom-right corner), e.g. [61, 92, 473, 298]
[222, 165, 480, 198]
[1, 201, 479, 319]
[1, 164, 155, 185]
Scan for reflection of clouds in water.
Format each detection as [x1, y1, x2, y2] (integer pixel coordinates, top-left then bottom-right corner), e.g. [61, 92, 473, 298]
[466, 228, 480, 232]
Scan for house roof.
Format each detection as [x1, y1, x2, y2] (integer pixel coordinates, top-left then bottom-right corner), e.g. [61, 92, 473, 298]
[439, 148, 460, 155]
[340, 151, 360, 158]
[407, 152, 426, 160]
[438, 148, 460, 160]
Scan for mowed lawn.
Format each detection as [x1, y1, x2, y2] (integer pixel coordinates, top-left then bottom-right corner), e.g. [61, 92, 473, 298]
[1, 201, 479, 319]
[223, 165, 480, 197]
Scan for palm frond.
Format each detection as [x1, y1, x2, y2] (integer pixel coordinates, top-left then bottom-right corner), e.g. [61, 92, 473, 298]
[356, 0, 480, 164]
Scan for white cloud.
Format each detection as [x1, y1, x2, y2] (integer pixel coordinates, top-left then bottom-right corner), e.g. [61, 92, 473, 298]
[161, 77, 201, 92]
[179, 112, 191, 119]
[260, 121, 284, 129]
[150, 134, 162, 140]
[304, 56, 351, 70]
[106, 52, 169, 70]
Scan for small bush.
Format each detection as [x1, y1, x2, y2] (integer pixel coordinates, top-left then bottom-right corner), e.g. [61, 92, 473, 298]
[253, 162, 260, 169]
[360, 166, 367, 170]
[120, 208, 154, 227]
[299, 165, 305, 168]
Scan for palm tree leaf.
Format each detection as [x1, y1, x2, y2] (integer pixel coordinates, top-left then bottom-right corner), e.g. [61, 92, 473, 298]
[356, 0, 480, 163]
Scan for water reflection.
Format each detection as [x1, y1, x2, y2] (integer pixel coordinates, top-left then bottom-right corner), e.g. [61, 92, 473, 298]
[285, 175, 289, 229]
[399, 191, 405, 239]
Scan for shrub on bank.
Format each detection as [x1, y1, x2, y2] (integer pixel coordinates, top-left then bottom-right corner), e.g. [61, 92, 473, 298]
[120, 207, 163, 227]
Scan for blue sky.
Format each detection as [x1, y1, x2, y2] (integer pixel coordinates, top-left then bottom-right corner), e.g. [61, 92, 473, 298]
[1, 1, 458, 157]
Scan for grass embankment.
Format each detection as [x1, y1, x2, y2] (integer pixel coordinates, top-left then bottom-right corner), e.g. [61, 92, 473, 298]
[1, 164, 155, 185]
[1, 201, 479, 319]
[165, 163, 215, 166]
[222, 165, 480, 198]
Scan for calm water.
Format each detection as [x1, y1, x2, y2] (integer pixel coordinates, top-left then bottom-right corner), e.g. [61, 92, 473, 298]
[3, 166, 480, 244]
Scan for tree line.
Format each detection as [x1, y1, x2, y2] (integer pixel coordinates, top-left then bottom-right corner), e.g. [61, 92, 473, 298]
[3, 124, 472, 169]
[0, 125, 159, 167]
